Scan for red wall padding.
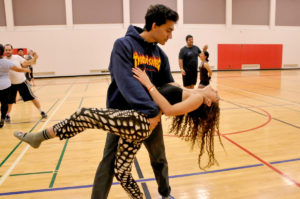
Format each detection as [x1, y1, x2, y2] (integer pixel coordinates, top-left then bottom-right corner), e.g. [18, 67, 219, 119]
[218, 44, 282, 70]
[3, 48, 27, 56]
[13, 48, 27, 55]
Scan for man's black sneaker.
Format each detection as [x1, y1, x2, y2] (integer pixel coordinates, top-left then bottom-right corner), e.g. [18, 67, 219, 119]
[5, 115, 10, 122]
[0, 120, 4, 128]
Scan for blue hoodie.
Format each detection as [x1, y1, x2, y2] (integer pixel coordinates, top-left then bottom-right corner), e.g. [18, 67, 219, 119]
[106, 25, 174, 118]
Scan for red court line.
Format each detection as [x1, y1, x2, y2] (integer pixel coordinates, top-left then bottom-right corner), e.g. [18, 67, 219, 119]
[222, 106, 272, 135]
[164, 103, 300, 187]
[221, 134, 300, 187]
[217, 103, 299, 187]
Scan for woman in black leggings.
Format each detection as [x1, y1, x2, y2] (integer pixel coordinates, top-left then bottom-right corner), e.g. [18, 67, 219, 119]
[14, 68, 221, 199]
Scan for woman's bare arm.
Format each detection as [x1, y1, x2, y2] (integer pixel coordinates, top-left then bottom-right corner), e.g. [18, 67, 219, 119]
[169, 82, 203, 94]
[132, 68, 204, 116]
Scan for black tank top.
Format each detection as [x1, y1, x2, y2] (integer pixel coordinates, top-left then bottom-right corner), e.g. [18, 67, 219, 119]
[199, 61, 209, 85]
[157, 84, 182, 105]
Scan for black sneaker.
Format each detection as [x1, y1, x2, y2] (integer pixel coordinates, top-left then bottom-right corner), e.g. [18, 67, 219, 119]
[0, 120, 4, 128]
[41, 111, 47, 119]
[5, 115, 10, 122]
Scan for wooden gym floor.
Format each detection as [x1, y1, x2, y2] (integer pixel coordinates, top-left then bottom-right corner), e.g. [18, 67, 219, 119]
[0, 70, 300, 199]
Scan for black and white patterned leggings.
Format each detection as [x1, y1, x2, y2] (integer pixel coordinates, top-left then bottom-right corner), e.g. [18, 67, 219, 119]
[53, 107, 151, 199]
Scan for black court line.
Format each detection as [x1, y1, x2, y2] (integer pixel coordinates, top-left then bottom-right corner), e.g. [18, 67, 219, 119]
[230, 74, 300, 94]
[134, 158, 151, 199]
[220, 99, 300, 187]
[220, 84, 300, 105]
[220, 85, 287, 107]
[223, 99, 300, 129]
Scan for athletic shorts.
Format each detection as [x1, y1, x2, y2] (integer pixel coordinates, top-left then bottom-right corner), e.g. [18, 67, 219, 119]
[182, 70, 198, 87]
[0, 86, 10, 105]
[8, 81, 36, 104]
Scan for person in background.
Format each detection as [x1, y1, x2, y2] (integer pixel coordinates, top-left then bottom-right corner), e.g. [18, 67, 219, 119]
[17, 48, 24, 57]
[179, 35, 201, 89]
[199, 51, 212, 88]
[4, 44, 47, 122]
[16, 48, 25, 100]
[203, 44, 208, 53]
[24, 49, 37, 86]
[0, 44, 30, 127]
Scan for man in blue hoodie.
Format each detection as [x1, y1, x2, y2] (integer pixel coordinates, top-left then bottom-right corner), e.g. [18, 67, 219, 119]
[91, 4, 178, 199]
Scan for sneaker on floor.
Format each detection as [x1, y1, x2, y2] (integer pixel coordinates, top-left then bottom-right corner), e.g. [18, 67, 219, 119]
[161, 195, 175, 199]
[0, 120, 4, 128]
[41, 111, 47, 119]
[5, 115, 10, 122]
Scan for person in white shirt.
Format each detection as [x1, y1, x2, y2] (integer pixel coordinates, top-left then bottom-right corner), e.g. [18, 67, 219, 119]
[0, 44, 30, 127]
[24, 49, 37, 86]
[4, 44, 47, 122]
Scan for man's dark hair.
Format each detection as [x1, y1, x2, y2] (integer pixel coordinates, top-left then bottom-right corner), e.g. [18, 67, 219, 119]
[17, 48, 24, 52]
[5, 44, 13, 49]
[186, 35, 193, 41]
[144, 4, 179, 31]
[0, 44, 4, 56]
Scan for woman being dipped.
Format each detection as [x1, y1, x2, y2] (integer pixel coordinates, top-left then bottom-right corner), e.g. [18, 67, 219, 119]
[133, 67, 221, 170]
[14, 68, 221, 198]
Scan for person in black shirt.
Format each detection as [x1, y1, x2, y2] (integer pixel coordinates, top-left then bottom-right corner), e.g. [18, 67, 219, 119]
[179, 35, 201, 89]
[203, 44, 208, 53]
[199, 51, 212, 88]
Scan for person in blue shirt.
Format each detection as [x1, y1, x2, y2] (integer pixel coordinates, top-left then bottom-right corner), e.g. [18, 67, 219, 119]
[92, 5, 178, 199]
[0, 44, 30, 128]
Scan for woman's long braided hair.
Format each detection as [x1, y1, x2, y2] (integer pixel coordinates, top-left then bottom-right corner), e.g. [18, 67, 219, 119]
[169, 102, 222, 170]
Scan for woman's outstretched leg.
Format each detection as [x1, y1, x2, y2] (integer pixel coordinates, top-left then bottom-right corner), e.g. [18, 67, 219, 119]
[14, 107, 151, 148]
[14, 127, 55, 148]
[114, 138, 143, 199]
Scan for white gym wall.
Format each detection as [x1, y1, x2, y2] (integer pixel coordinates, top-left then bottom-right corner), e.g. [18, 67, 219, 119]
[0, 0, 299, 77]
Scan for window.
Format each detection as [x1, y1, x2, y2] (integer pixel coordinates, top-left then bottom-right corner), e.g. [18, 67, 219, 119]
[0, 0, 6, 26]
[130, 0, 177, 24]
[276, 0, 300, 26]
[232, 0, 269, 25]
[73, 0, 123, 24]
[183, 0, 225, 24]
[13, 0, 66, 26]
